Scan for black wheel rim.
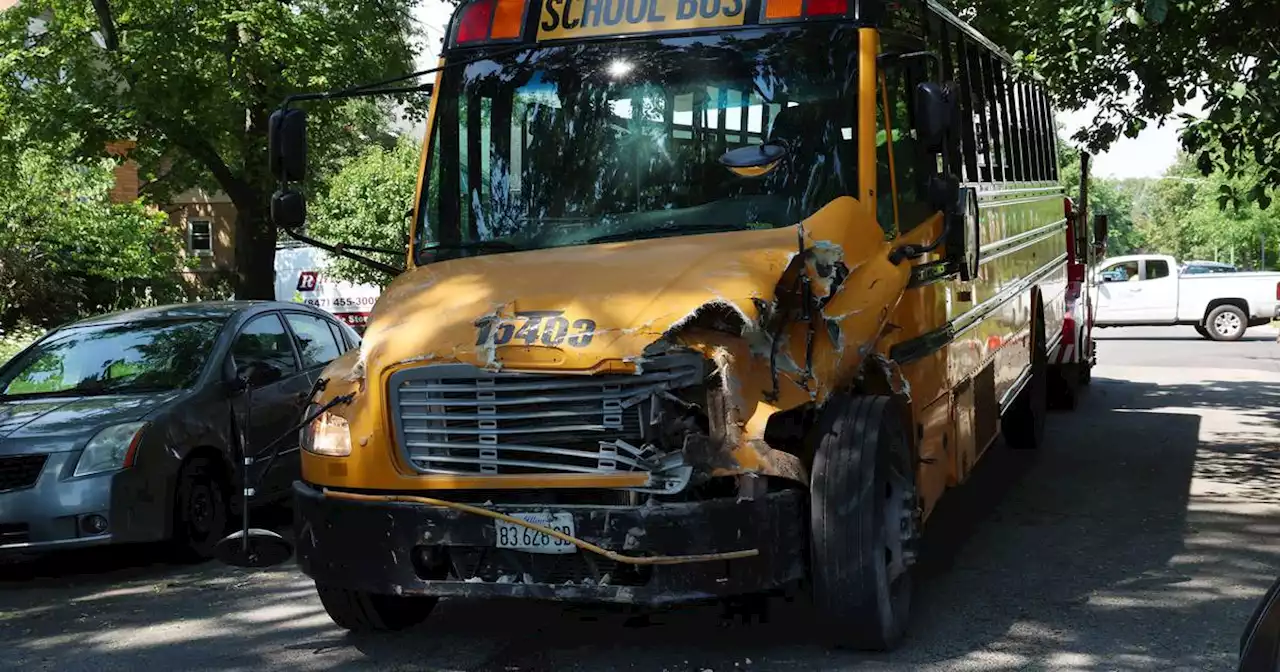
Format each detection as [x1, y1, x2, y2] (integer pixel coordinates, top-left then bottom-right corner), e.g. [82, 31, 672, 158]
[186, 480, 220, 542]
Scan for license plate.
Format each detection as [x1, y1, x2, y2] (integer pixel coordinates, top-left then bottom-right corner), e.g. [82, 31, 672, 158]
[494, 512, 576, 555]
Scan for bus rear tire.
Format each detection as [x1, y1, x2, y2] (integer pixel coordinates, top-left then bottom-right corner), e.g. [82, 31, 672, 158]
[1048, 364, 1079, 411]
[810, 395, 917, 651]
[316, 583, 438, 632]
[1003, 314, 1047, 450]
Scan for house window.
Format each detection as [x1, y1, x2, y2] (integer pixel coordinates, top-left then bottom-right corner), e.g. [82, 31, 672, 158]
[188, 220, 212, 256]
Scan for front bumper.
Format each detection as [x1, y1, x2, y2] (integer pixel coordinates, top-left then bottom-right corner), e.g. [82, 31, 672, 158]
[294, 482, 807, 605]
[0, 451, 171, 553]
[0, 452, 114, 552]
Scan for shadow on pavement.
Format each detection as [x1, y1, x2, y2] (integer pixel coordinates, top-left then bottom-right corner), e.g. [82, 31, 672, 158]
[0, 502, 294, 587]
[0, 374, 1277, 671]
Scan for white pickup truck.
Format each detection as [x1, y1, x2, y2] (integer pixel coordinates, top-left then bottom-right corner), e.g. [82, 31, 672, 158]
[1094, 254, 1280, 341]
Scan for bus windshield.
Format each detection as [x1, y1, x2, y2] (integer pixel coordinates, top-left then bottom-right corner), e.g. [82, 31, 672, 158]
[416, 25, 860, 264]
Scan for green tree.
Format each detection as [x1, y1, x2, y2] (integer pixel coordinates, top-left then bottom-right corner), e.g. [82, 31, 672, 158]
[1136, 152, 1280, 269]
[0, 1, 421, 299]
[955, 0, 1280, 206]
[1058, 137, 1144, 255]
[0, 147, 186, 330]
[307, 135, 421, 287]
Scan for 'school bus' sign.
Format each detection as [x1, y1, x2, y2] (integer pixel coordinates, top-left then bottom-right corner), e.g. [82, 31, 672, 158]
[536, 0, 747, 41]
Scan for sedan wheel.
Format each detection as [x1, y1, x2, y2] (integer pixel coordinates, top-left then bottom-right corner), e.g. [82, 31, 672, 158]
[173, 456, 230, 561]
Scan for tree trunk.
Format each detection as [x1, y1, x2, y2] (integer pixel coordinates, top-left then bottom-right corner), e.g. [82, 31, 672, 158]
[231, 196, 278, 300]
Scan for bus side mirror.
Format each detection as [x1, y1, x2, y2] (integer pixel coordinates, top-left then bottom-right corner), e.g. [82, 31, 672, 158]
[272, 189, 307, 230]
[1093, 214, 1108, 256]
[1093, 214, 1108, 245]
[947, 186, 980, 281]
[914, 82, 957, 154]
[269, 108, 308, 182]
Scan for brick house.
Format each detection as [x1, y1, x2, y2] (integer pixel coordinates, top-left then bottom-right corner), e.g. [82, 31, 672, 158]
[106, 142, 238, 293]
[6, 1, 238, 295]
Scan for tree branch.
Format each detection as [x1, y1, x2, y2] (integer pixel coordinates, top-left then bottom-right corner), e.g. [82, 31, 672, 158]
[89, 0, 119, 51]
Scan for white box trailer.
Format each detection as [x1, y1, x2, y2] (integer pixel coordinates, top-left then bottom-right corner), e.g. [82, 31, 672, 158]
[274, 244, 382, 334]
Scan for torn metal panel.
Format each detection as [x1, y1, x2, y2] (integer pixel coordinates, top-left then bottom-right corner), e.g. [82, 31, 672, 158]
[308, 196, 913, 489]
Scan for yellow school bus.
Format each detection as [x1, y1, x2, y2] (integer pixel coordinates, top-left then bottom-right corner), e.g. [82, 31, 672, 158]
[277, 0, 1095, 649]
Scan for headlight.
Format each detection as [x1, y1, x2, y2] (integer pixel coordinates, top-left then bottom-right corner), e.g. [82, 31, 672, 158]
[302, 411, 351, 457]
[73, 422, 148, 477]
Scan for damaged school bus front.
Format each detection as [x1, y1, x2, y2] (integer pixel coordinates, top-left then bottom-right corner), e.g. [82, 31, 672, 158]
[292, 0, 991, 650]
[307, 198, 909, 490]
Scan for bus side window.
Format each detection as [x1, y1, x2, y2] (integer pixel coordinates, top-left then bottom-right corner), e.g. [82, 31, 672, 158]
[877, 65, 934, 234]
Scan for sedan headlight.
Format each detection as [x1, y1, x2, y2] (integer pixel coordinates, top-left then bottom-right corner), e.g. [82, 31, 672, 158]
[73, 422, 148, 477]
[302, 411, 351, 457]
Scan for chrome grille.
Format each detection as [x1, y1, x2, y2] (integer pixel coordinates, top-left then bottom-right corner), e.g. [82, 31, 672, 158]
[390, 357, 703, 475]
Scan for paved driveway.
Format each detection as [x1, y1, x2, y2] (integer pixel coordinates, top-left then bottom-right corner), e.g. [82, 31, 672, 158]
[1, 326, 1277, 671]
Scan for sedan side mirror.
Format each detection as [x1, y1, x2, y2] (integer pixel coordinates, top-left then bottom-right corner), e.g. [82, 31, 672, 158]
[224, 359, 281, 395]
[222, 357, 247, 396]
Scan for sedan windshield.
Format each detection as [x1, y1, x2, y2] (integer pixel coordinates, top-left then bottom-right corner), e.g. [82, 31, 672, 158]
[417, 25, 860, 263]
[0, 319, 223, 397]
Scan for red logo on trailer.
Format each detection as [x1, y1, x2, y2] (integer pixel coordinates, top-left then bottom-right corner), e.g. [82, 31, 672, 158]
[297, 271, 319, 292]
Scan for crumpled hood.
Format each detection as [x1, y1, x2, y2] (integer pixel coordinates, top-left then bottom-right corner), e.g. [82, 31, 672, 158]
[311, 196, 915, 486]
[0, 393, 178, 456]
[358, 225, 805, 374]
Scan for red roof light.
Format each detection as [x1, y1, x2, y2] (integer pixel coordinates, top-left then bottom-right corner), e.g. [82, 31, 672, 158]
[456, 0, 496, 43]
[806, 0, 848, 15]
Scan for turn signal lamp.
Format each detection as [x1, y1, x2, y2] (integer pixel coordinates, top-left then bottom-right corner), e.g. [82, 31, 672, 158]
[763, 0, 849, 20]
[454, 0, 528, 45]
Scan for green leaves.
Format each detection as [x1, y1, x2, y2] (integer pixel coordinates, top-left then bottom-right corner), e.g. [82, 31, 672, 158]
[306, 135, 420, 287]
[0, 0, 420, 297]
[953, 0, 1280, 229]
[0, 146, 188, 328]
[1143, 0, 1167, 24]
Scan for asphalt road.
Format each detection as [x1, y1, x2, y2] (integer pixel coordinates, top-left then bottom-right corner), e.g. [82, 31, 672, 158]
[1, 324, 1278, 671]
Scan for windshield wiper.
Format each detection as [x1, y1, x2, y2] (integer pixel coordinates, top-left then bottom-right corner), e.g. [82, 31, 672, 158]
[417, 238, 522, 262]
[74, 379, 175, 396]
[419, 240, 521, 259]
[587, 223, 751, 245]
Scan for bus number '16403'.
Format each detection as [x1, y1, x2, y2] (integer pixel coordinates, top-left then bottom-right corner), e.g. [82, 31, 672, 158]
[475, 311, 597, 348]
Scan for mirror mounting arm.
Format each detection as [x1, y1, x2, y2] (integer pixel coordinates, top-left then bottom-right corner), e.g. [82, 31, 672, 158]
[278, 83, 434, 113]
[890, 220, 952, 265]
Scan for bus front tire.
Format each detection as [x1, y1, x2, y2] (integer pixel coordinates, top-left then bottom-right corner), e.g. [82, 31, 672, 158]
[316, 583, 438, 632]
[1002, 315, 1047, 450]
[810, 395, 917, 651]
